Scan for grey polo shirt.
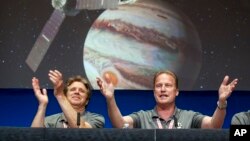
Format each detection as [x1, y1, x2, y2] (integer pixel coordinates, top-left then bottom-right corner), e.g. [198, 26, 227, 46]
[129, 107, 205, 129]
[44, 111, 105, 128]
[231, 110, 250, 125]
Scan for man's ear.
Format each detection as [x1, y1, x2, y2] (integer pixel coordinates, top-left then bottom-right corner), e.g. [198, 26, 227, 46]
[176, 90, 179, 96]
[85, 99, 89, 106]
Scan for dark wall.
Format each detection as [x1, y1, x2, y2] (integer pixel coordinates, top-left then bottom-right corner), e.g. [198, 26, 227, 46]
[0, 89, 249, 128]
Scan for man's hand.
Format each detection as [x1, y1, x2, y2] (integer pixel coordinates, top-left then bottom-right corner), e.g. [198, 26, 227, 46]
[96, 73, 115, 100]
[32, 77, 48, 105]
[218, 75, 238, 101]
[48, 70, 64, 98]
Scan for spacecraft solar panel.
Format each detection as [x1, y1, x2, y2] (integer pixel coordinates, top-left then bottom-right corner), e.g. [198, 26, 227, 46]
[26, 10, 66, 72]
[76, 0, 119, 10]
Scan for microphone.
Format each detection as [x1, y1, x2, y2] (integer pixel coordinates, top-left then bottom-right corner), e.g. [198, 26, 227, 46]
[77, 112, 80, 128]
[174, 116, 178, 127]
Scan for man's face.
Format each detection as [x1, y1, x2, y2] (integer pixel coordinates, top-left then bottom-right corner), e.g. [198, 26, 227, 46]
[66, 81, 89, 108]
[154, 73, 179, 105]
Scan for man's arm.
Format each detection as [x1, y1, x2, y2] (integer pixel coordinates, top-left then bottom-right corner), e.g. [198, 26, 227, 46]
[97, 75, 134, 128]
[31, 77, 48, 127]
[201, 75, 238, 128]
[106, 93, 134, 128]
[56, 96, 93, 128]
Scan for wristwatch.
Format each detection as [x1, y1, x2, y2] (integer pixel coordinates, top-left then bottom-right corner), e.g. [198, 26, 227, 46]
[217, 100, 227, 110]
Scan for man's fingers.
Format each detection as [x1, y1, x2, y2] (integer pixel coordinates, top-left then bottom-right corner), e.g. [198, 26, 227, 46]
[104, 73, 111, 84]
[49, 77, 56, 85]
[230, 79, 238, 89]
[48, 70, 63, 86]
[32, 77, 40, 90]
[42, 88, 47, 95]
[96, 77, 103, 88]
[54, 69, 62, 77]
[221, 75, 229, 86]
[49, 70, 62, 79]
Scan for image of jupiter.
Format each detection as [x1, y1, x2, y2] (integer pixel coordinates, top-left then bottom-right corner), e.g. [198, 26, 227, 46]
[83, 0, 202, 90]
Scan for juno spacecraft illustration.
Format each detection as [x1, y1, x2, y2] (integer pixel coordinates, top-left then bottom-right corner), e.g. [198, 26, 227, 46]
[25, 0, 135, 72]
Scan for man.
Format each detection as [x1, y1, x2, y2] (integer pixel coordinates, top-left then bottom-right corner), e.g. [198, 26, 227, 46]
[97, 70, 238, 129]
[31, 70, 104, 128]
[231, 110, 250, 125]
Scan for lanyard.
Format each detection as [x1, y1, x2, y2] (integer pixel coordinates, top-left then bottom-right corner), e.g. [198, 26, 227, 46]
[156, 118, 175, 129]
[63, 121, 68, 128]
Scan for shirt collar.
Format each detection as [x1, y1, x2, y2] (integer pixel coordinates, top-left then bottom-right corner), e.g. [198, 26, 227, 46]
[151, 106, 179, 120]
[59, 113, 67, 123]
[59, 111, 87, 123]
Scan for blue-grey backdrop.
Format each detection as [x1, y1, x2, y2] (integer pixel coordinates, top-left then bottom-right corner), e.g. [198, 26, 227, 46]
[1, 89, 249, 128]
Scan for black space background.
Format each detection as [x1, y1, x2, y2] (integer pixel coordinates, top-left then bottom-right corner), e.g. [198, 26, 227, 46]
[0, 0, 250, 90]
